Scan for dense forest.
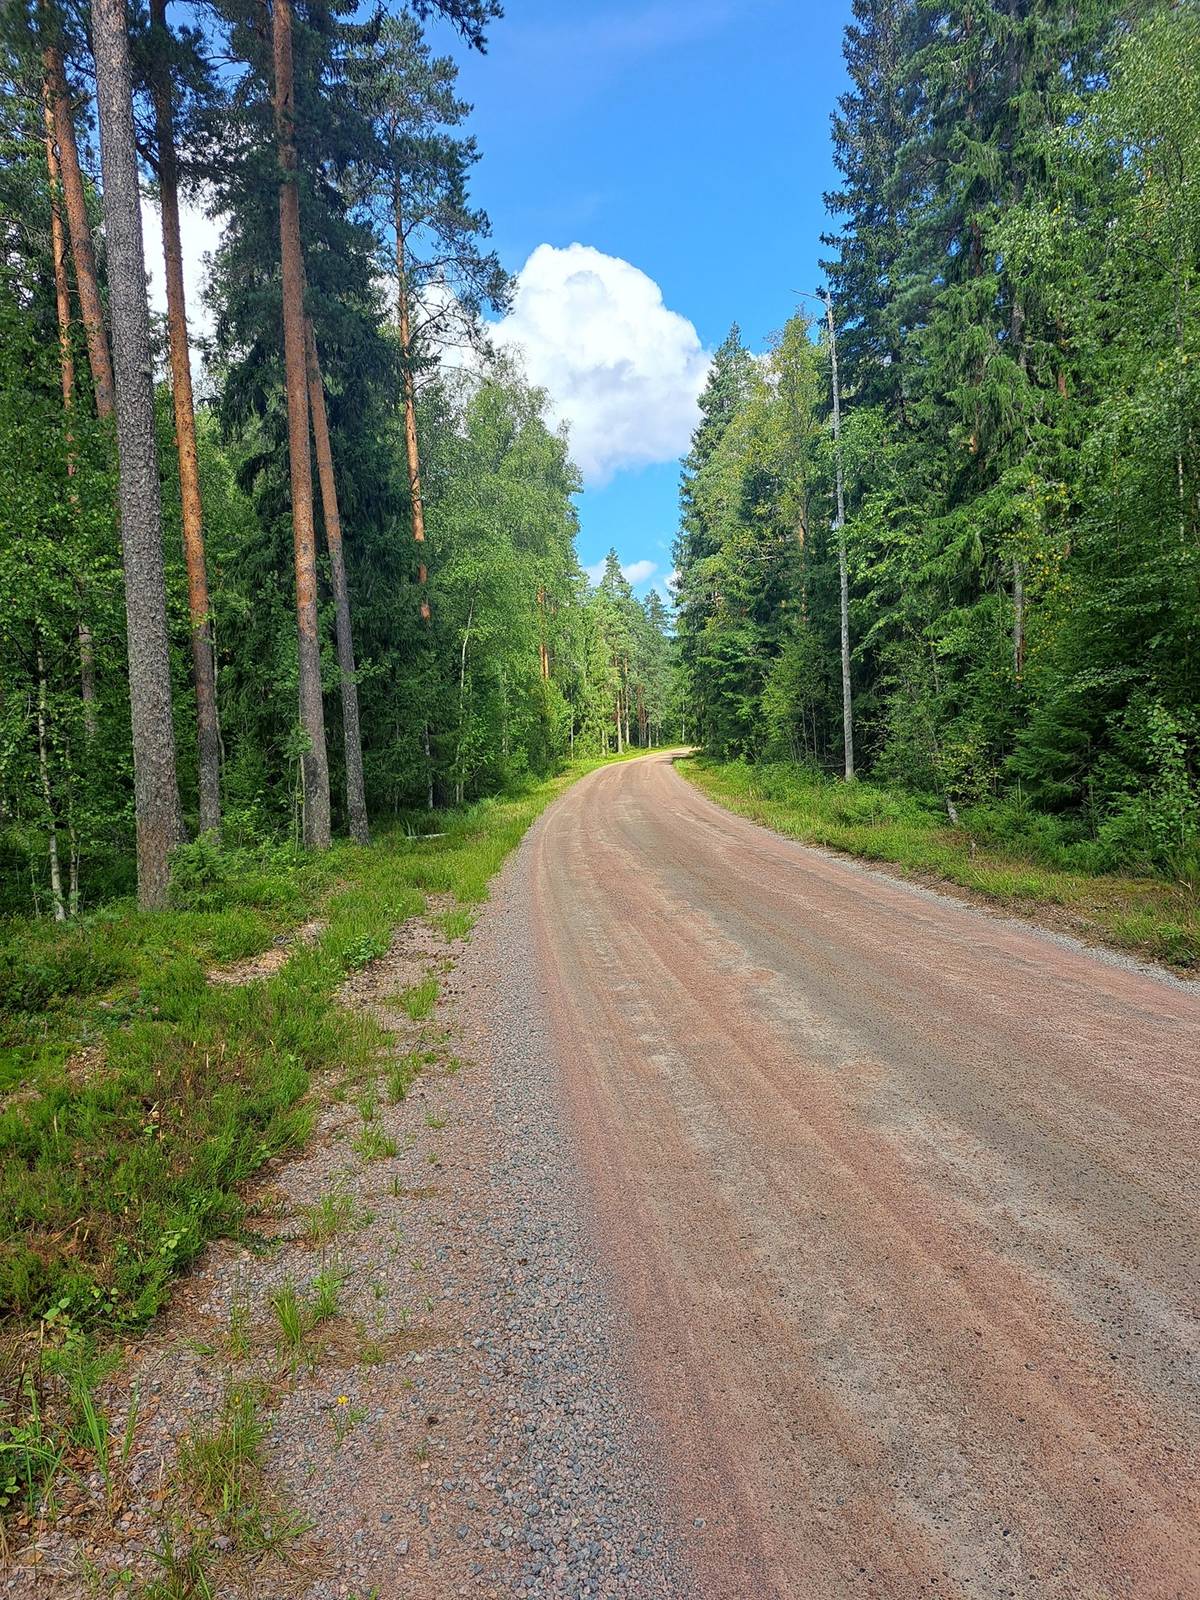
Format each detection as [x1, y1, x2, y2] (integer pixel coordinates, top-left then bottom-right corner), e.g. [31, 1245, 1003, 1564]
[2, 0, 1198, 922]
[0, 0, 678, 917]
[675, 0, 1199, 878]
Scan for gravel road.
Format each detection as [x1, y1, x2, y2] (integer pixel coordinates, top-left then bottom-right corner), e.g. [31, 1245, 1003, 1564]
[12, 751, 1197, 1599]
[523, 751, 1200, 1600]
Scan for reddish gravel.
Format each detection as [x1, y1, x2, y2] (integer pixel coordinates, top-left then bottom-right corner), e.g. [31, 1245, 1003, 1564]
[529, 752, 1200, 1600]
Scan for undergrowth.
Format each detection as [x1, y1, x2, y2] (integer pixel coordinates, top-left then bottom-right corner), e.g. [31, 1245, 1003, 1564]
[0, 752, 642, 1536]
[684, 757, 1200, 969]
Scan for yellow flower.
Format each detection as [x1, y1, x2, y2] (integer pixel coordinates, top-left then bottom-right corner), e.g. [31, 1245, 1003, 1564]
[337, 1394, 349, 1406]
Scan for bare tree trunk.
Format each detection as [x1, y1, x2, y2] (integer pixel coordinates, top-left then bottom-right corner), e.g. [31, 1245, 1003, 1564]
[92, 0, 183, 909]
[42, 36, 115, 419]
[396, 195, 431, 621]
[36, 646, 66, 922]
[304, 317, 368, 844]
[149, 0, 220, 836]
[43, 95, 74, 410]
[455, 600, 474, 804]
[42, 82, 98, 738]
[822, 288, 854, 780]
[537, 587, 549, 680]
[272, 0, 330, 849]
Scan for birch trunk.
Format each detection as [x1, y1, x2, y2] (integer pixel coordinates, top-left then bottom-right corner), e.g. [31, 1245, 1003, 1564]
[92, 0, 183, 908]
[150, 0, 221, 835]
[272, 0, 330, 849]
[305, 317, 369, 844]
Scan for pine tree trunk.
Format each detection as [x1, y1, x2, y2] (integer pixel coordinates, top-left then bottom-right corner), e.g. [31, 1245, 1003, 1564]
[42, 83, 98, 738]
[272, 0, 330, 849]
[92, 0, 183, 909]
[42, 36, 115, 419]
[396, 195, 431, 621]
[150, 0, 221, 836]
[305, 317, 369, 844]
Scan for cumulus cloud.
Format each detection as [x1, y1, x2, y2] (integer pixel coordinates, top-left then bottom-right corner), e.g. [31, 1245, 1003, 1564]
[621, 558, 658, 585]
[583, 555, 659, 588]
[490, 243, 709, 485]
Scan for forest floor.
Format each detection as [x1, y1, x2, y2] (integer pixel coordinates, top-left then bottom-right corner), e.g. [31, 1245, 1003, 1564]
[684, 756, 1200, 972]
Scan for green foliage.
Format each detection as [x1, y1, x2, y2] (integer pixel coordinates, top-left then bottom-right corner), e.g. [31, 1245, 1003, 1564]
[675, 1, 1199, 882]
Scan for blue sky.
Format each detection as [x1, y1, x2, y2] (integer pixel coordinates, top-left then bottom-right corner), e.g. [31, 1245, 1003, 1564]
[427, 0, 854, 600]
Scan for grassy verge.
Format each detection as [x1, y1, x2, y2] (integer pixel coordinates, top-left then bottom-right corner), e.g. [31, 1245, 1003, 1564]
[0, 753, 635, 1525]
[681, 757, 1199, 971]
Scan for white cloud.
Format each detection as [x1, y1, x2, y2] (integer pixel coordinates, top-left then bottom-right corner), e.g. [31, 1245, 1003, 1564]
[140, 191, 223, 375]
[490, 243, 709, 485]
[622, 558, 657, 585]
[584, 555, 659, 588]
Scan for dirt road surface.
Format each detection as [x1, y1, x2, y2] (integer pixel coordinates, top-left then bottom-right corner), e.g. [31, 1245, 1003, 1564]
[523, 752, 1200, 1600]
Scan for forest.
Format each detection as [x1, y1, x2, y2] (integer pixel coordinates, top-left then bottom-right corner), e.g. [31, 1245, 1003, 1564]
[675, 0, 1199, 889]
[0, 0, 1197, 1584]
[0, 0, 678, 921]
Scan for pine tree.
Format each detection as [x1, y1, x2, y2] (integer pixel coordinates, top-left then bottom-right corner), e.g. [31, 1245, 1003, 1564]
[40, 15, 114, 419]
[305, 316, 368, 843]
[271, 0, 330, 849]
[91, 0, 182, 907]
[362, 13, 510, 622]
[148, 0, 220, 835]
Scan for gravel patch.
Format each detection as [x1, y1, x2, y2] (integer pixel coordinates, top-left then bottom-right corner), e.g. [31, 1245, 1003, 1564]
[5, 824, 680, 1598]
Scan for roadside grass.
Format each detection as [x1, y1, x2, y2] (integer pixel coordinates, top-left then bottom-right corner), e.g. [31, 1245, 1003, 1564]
[0, 751, 642, 1532]
[683, 757, 1200, 970]
[397, 975, 439, 1021]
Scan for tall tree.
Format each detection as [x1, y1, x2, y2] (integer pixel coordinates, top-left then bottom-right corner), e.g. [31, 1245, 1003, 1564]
[148, 0, 220, 835]
[364, 12, 509, 622]
[271, 0, 330, 849]
[41, 75, 97, 734]
[41, 21, 114, 418]
[305, 316, 368, 843]
[91, 0, 182, 907]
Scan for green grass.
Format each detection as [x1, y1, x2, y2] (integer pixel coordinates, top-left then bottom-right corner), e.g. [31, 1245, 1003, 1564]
[683, 757, 1200, 970]
[438, 908, 475, 942]
[351, 1125, 398, 1161]
[0, 754, 631, 1528]
[397, 975, 439, 1020]
[174, 1380, 296, 1555]
[386, 1049, 433, 1103]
